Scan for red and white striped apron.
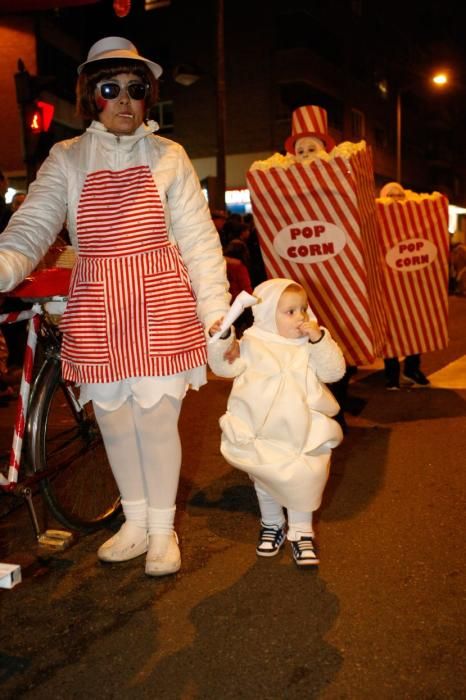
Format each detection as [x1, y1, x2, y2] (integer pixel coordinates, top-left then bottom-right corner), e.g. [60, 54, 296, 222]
[60, 165, 207, 383]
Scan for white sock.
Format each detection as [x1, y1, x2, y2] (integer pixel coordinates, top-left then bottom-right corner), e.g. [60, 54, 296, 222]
[287, 510, 313, 540]
[121, 498, 148, 530]
[255, 484, 285, 528]
[148, 505, 176, 535]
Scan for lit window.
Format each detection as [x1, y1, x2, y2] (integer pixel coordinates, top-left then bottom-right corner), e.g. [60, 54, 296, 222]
[152, 100, 174, 132]
[5, 187, 17, 204]
[145, 0, 171, 10]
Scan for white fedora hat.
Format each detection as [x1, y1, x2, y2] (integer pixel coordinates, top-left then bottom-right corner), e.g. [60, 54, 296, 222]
[78, 36, 162, 79]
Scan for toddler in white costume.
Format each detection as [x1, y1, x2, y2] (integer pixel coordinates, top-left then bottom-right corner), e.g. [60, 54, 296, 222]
[214, 278, 345, 566]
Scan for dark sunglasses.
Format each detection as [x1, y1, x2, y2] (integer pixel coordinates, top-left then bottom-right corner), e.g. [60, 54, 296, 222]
[96, 81, 149, 101]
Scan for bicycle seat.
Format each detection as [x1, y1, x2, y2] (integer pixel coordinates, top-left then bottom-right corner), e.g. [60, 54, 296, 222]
[7, 268, 72, 301]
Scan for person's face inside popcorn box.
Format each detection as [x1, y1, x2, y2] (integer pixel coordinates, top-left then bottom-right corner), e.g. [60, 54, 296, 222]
[295, 136, 326, 163]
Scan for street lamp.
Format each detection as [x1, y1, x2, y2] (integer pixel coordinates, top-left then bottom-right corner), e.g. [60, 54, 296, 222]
[432, 72, 449, 86]
[395, 71, 449, 184]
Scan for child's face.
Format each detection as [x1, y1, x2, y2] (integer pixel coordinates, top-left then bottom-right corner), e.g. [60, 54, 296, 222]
[275, 288, 309, 338]
[295, 136, 325, 162]
[381, 182, 406, 201]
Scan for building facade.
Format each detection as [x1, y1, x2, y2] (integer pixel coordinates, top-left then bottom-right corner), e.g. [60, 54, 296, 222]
[1, 0, 465, 208]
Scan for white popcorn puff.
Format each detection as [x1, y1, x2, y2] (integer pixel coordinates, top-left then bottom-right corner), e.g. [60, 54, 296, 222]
[250, 153, 297, 171]
[250, 140, 367, 171]
[378, 189, 444, 204]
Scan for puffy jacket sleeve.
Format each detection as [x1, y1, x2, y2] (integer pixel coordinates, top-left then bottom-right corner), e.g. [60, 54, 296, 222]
[0, 249, 35, 292]
[0, 144, 68, 290]
[308, 328, 346, 383]
[166, 145, 230, 328]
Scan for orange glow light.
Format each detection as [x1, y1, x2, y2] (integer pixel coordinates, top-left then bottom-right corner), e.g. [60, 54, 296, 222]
[30, 111, 42, 131]
[432, 73, 448, 86]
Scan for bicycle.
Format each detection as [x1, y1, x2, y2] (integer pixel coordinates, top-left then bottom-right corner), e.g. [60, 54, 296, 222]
[0, 266, 121, 543]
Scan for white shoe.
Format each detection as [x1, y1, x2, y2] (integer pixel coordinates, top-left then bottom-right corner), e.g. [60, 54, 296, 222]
[145, 531, 181, 577]
[97, 522, 148, 562]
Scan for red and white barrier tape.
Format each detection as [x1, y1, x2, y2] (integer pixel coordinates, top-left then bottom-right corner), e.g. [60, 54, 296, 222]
[2, 305, 43, 485]
[0, 308, 38, 325]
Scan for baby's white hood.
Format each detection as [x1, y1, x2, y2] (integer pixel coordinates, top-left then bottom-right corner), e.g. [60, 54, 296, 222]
[252, 277, 316, 334]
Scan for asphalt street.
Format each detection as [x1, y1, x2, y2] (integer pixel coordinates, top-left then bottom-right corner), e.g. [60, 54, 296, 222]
[0, 296, 465, 699]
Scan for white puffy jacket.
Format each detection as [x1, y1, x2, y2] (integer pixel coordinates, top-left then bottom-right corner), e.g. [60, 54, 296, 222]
[0, 120, 230, 328]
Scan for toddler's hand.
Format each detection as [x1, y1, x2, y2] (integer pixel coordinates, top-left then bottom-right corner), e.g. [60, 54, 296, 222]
[224, 338, 240, 363]
[299, 320, 323, 343]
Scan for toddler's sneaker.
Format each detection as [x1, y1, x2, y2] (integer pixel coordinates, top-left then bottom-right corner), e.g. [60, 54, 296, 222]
[256, 522, 286, 557]
[290, 534, 319, 567]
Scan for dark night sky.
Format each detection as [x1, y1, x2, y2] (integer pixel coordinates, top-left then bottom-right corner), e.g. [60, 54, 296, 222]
[5, 0, 466, 145]
[2, 0, 460, 95]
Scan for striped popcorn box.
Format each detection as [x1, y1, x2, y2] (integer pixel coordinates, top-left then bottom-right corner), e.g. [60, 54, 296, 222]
[375, 191, 450, 357]
[247, 142, 386, 365]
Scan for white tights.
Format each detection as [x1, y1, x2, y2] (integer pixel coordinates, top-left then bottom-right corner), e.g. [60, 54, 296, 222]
[94, 395, 182, 533]
[254, 484, 313, 540]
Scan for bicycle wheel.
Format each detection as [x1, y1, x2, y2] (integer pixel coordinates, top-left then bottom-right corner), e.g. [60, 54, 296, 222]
[27, 358, 121, 533]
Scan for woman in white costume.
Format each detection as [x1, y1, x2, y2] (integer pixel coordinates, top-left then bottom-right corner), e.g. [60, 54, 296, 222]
[0, 37, 236, 577]
[214, 278, 345, 566]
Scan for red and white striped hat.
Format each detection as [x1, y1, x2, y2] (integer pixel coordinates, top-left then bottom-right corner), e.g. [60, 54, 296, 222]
[284, 105, 335, 154]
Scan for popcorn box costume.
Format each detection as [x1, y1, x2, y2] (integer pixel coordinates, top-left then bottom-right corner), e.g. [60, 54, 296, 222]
[246, 105, 387, 366]
[375, 189, 450, 357]
[218, 278, 345, 513]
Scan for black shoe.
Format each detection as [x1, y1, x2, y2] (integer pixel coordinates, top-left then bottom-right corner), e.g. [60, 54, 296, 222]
[290, 535, 319, 567]
[401, 370, 430, 387]
[256, 522, 286, 557]
[385, 381, 400, 391]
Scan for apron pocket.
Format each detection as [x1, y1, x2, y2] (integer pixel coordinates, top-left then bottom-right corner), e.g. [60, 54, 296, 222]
[60, 280, 110, 365]
[145, 270, 204, 357]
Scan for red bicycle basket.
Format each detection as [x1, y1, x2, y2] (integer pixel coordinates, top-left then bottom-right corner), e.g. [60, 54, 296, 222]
[8, 267, 72, 299]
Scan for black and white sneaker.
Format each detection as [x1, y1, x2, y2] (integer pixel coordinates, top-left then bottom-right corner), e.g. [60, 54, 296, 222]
[256, 522, 286, 557]
[290, 535, 320, 567]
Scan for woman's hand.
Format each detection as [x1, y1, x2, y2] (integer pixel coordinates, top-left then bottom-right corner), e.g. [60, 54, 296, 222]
[208, 317, 240, 364]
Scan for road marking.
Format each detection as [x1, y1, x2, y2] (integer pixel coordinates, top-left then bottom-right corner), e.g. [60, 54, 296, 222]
[427, 355, 466, 389]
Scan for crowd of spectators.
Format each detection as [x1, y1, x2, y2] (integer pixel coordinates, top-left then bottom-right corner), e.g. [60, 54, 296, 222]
[211, 210, 267, 337]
